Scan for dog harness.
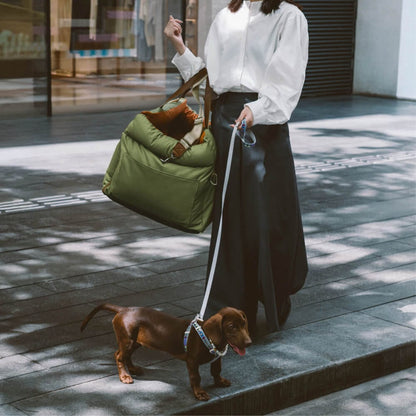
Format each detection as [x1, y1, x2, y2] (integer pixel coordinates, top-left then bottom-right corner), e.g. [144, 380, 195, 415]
[183, 317, 228, 362]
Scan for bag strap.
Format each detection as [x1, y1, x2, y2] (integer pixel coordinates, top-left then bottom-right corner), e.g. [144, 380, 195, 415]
[165, 68, 207, 102]
[198, 123, 239, 320]
[161, 68, 213, 162]
[165, 68, 212, 130]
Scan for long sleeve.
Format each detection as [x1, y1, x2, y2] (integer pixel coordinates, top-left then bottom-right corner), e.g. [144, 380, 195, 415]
[171, 3, 309, 125]
[245, 12, 309, 125]
[171, 12, 223, 82]
[171, 47, 206, 82]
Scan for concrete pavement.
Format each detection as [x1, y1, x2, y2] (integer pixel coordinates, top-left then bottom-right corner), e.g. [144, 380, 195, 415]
[270, 368, 416, 415]
[0, 95, 415, 415]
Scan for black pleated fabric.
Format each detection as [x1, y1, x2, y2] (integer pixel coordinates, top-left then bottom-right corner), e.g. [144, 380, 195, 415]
[205, 92, 308, 332]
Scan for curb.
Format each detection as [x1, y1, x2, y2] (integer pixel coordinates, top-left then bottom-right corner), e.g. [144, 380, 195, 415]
[176, 340, 415, 415]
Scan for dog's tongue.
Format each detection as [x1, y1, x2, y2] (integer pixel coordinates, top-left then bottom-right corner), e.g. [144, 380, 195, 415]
[230, 344, 246, 356]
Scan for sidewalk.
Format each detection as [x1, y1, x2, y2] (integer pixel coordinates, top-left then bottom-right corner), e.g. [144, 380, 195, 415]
[269, 368, 416, 415]
[0, 95, 415, 415]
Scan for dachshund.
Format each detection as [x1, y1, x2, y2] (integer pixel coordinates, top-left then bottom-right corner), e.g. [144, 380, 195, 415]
[81, 304, 252, 401]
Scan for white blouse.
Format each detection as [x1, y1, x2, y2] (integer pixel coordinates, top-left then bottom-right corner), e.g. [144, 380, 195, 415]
[172, 0, 309, 126]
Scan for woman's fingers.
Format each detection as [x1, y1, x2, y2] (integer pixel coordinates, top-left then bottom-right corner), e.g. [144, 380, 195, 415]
[165, 16, 183, 38]
[233, 106, 254, 129]
[169, 15, 183, 23]
[172, 22, 182, 34]
[170, 15, 183, 25]
[234, 111, 245, 128]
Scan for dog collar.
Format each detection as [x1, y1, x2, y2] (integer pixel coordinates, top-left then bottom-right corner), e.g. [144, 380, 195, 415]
[183, 317, 228, 361]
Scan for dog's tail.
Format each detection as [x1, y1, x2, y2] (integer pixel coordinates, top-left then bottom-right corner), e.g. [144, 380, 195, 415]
[80, 303, 124, 332]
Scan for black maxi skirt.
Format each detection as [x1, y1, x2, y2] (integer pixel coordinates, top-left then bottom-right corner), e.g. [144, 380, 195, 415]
[205, 92, 308, 332]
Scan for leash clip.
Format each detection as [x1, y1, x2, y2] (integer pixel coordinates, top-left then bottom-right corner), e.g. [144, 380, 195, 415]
[160, 152, 176, 164]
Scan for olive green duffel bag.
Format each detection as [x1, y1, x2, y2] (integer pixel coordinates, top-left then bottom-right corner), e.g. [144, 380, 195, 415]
[102, 69, 217, 234]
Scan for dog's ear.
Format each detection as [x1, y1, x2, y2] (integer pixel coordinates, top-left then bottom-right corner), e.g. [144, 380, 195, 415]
[239, 310, 249, 326]
[203, 313, 224, 346]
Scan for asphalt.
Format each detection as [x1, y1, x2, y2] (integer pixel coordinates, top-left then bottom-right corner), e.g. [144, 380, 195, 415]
[0, 95, 415, 415]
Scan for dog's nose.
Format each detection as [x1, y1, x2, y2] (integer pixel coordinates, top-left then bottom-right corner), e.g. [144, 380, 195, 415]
[245, 337, 252, 348]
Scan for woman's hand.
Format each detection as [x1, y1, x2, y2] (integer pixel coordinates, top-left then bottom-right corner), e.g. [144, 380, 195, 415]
[164, 16, 186, 54]
[164, 15, 183, 40]
[234, 106, 254, 129]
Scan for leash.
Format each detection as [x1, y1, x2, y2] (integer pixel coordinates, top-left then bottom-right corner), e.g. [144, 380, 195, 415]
[199, 122, 239, 320]
[183, 122, 240, 356]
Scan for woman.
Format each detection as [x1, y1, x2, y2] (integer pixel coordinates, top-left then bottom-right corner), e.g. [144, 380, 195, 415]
[164, 0, 308, 333]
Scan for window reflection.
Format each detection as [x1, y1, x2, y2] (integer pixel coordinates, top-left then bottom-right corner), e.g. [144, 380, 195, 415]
[0, 0, 48, 119]
[0, 0, 200, 118]
[51, 0, 187, 114]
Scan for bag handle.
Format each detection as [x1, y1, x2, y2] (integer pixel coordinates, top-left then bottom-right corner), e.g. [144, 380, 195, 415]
[165, 68, 212, 130]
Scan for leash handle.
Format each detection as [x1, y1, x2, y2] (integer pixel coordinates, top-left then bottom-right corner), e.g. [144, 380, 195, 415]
[199, 123, 239, 319]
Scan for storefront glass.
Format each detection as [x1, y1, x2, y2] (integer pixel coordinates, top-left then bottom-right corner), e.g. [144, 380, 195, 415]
[50, 0, 194, 114]
[0, 0, 203, 118]
[0, 0, 49, 119]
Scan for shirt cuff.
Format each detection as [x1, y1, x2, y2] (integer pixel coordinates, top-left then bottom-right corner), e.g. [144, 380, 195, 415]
[171, 47, 203, 82]
[244, 97, 267, 126]
[245, 96, 290, 126]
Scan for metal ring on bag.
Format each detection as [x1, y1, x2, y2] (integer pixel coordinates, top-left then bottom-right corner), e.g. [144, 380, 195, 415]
[210, 173, 218, 186]
[160, 153, 176, 164]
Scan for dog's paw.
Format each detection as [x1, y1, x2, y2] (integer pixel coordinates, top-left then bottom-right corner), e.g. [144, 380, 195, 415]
[215, 377, 231, 388]
[194, 388, 210, 401]
[120, 374, 134, 384]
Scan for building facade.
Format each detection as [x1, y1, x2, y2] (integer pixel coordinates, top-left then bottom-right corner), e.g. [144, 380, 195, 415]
[0, 0, 414, 120]
[354, 0, 416, 100]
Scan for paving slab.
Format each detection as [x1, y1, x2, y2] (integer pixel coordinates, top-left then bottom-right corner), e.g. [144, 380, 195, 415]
[172, 295, 205, 313]
[400, 235, 415, 247]
[0, 284, 132, 322]
[0, 284, 53, 305]
[13, 227, 175, 260]
[116, 265, 206, 292]
[0, 361, 116, 405]
[0, 354, 46, 380]
[1, 303, 96, 334]
[302, 196, 416, 234]
[22, 333, 117, 370]
[0, 405, 27, 416]
[139, 251, 209, 274]
[102, 280, 205, 309]
[304, 215, 415, 247]
[306, 235, 413, 259]
[361, 297, 416, 329]
[35, 265, 157, 293]
[274, 368, 416, 416]
[12, 370, 217, 416]
[284, 299, 352, 329]
[329, 279, 416, 312]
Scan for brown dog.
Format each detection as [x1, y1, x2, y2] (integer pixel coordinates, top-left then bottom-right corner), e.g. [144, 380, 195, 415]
[81, 304, 252, 401]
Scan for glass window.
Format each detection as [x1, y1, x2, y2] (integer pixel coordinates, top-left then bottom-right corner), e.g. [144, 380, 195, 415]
[0, 0, 203, 118]
[50, 0, 187, 114]
[0, 0, 48, 119]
